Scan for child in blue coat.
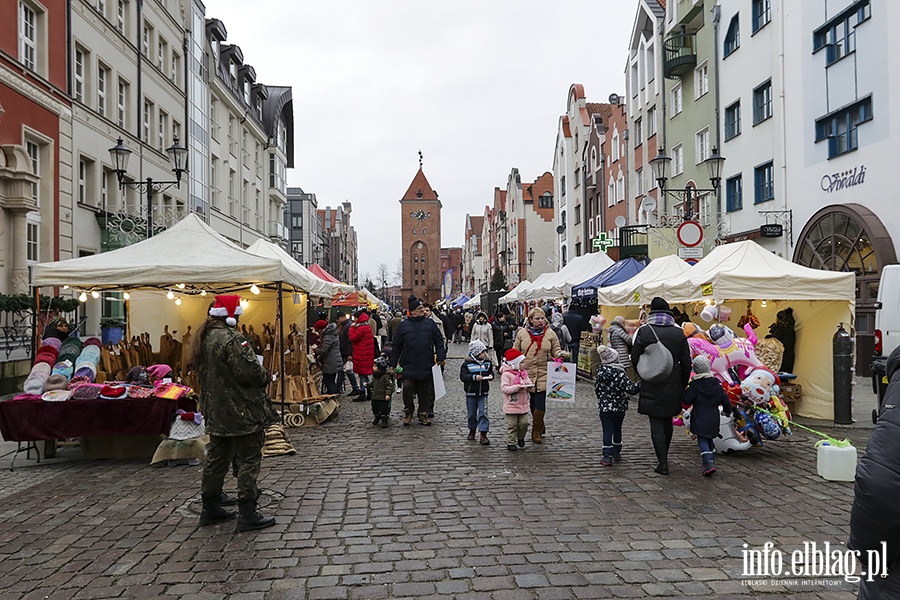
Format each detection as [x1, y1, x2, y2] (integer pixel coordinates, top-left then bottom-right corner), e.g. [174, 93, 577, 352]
[683, 355, 733, 476]
[594, 345, 640, 466]
[459, 339, 494, 445]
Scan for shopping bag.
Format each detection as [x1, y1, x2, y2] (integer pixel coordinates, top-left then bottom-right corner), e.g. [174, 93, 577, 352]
[432, 364, 446, 402]
[546, 361, 576, 403]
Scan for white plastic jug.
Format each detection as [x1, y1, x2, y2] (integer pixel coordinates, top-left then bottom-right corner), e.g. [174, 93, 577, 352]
[816, 443, 857, 482]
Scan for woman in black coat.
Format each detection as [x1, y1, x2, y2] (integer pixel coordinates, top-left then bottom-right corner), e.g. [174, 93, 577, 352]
[631, 297, 692, 475]
[849, 345, 900, 599]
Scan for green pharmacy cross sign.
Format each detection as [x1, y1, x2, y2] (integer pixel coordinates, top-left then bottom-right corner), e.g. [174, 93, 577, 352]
[592, 233, 614, 253]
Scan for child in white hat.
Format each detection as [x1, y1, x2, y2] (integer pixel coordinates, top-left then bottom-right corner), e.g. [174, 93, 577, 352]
[595, 344, 641, 466]
[460, 339, 494, 444]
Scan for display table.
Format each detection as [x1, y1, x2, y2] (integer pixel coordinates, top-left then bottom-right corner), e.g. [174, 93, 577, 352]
[0, 394, 176, 442]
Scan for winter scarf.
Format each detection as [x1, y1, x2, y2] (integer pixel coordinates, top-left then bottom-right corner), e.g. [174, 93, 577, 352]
[646, 312, 676, 327]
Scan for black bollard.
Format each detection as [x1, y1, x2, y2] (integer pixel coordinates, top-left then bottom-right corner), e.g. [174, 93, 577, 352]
[833, 322, 854, 424]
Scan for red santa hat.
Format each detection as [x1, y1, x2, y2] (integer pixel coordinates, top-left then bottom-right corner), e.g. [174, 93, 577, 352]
[209, 294, 243, 327]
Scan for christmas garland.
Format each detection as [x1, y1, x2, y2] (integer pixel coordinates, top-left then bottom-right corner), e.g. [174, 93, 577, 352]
[0, 293, 81, 314]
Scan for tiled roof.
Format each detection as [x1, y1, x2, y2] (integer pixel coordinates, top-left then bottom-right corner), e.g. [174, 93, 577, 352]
[470, 216, 484, 232]
[401, 168, 438, 201]
[587, 102, 615, 122]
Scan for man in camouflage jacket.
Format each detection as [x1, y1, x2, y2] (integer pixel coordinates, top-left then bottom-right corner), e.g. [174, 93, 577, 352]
[198, 295, 278, 532]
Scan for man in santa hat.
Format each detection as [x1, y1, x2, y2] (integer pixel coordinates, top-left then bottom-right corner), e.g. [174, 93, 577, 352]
[188, 294, 278, 532]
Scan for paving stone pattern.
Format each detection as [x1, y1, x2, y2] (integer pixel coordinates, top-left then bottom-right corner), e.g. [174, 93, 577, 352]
[0, 346, 872, 599]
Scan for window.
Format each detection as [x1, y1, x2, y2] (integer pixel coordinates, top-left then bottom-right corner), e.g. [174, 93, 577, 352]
[78, 158, 88, 204]
[813, 1, 870, 66]
[243, 79, 250, 104]
[724, 14, 740, 56]
[634, 118, 642, 146]
[143, 100, 152, 144]
[74, 48, 85, 103]
[26, 140, 40, 207]
[636, 168, 644, 196]
[726, 175, 743, 212]
[26, 221, 39, 263]
[96, 0, 105, 17]
[672, 143, 684, 175]
[539, 193, 553, 209]
[608, 180, 615, 208]
[671, 83, 682, 116]
[100, 169, 108, 208]
[158, 111, 167, 152]
[815, 96, 873, 158]
[142, 24, 151, 56]
[754, 161, 774, 203]
[647, 106, 657, 137]
[116, 0, 125, 33]
[696, 127, 710, 163]
[695, 61, 709, 99]
[97, 65, 107, 117]
[725, 101, 741, 140]
[19, 1, 37, 71]
[229, 114, 236, 155]
[752, 0, 771, 33]
[157, 38, 166, 70]
[753, 80, 772, 124]
[561, 175, 566, 197]
[171, 52, 178, 81]
[173, 121, 180, 143]
[117, 79, 127, 128]
[611, 133, 620, 161]
[210, 98, 219, 140]
[617, 174, 625, 203]
[574, 205, 581, 225]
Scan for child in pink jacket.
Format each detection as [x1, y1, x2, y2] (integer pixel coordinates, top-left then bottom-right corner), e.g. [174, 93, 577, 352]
[500, 348, 534, 451]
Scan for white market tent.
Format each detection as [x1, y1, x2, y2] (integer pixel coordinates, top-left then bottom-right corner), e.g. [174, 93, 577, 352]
[246, 239, 353, 299]
[463, 293, 481, 309]
[499, 281, 529, 304]
[517, 251, 615, 301]
[603, 241, 856, 420]
[596, 255, 693, 306]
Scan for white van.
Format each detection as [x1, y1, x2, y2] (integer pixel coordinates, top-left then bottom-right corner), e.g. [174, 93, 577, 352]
[874, 264, 900, 360]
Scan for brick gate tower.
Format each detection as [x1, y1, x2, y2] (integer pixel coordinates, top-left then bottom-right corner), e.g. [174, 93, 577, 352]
[400, 153, 442, 305]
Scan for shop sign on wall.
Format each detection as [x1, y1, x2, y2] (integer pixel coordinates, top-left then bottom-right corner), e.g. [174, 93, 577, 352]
[821, 165, 866, 194]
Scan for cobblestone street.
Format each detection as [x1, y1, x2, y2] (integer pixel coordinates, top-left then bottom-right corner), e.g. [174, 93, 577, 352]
[0, 345, 872, 599]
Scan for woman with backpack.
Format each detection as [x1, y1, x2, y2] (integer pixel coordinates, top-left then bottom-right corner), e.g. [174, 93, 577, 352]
[630, 297, 692, 476]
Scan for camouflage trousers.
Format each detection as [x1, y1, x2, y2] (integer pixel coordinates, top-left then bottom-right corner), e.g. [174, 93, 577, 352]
[201, 429, 265, 503]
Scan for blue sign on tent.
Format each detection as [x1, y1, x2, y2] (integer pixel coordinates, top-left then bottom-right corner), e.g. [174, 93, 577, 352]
[571, 258, 647, 299]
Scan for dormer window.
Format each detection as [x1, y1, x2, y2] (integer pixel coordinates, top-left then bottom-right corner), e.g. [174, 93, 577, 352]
[229, 59, 236, 81]
[243, 80, 250, 103]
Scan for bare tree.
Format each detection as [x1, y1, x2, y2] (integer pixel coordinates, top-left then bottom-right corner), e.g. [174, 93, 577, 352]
[376, 263, 390, 299]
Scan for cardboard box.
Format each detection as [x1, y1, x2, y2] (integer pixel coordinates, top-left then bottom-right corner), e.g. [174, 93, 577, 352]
[781, 383, 802, 402]
[288, 397, 340, 426]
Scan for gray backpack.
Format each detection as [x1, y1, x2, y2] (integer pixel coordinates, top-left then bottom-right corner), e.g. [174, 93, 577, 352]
[635, 325, 674, 383]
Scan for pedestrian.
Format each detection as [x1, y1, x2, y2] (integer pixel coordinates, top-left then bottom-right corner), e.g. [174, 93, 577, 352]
[387, 310, 403, 343]
[608, 315, 635, 379]
[389, 295, 446, 426]
[849, 345, 900, 599]
[512, 307, 562, 444]
[348, 309, 376, 401]
[563, 304, 587, 361]
[459, 339, 493, 445]
[550, 312, 572, 352]
[470, 311, 494, 350]
[491, 311, 515, 365]
[314, 319, 342, 395]
[631, 297, 692, 475]
[189, 294, 277, 532]
[369, 355, 395, 428]
[683, 355, 732, 476]
[337, 312, 362, 397]
[594, 344, 640, 467]
[499, 348, 533, 451]
[423, 303, 446, 342]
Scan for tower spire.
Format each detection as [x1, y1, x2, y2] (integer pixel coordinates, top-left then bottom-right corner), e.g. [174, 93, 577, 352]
[418, 149, 423, 169]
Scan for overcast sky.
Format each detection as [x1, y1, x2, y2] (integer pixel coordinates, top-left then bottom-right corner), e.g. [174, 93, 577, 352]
[206, 1, 638, 285]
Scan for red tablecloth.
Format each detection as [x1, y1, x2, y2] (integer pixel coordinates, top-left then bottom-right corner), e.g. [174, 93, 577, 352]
[0, 394, 177, 442]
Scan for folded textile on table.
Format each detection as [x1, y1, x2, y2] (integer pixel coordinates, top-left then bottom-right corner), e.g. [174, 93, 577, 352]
[99, 385, 128, 400]
[71, 384, 103, 400]
[153, 382, 191, 400]
[42, 390, 72, 402]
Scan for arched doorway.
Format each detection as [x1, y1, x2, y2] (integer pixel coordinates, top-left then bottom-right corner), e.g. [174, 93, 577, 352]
[794, 204, 897, 376]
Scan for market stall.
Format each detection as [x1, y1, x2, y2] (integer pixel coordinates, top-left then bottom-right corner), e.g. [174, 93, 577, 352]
[599, 242, 855, 419]
[517, 251, 615, 301]
[5, 214, 321, 459]
[498, 280, 530, 304]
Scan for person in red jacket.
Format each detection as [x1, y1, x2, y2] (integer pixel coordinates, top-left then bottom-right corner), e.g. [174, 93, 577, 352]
[348, 310, 376, 401]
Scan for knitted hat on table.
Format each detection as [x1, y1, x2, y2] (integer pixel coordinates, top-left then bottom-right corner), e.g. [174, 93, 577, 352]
[209, 294, 243, 327]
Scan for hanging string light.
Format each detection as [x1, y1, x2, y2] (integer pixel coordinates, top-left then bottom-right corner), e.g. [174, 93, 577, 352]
[250, 284, 261, 295]
[91, 291, 100, 299]
[175, 297, 182, 306]
[78, 291, 88, 302]
[123, 292, 131, 300]
[166, 291, 175, 300]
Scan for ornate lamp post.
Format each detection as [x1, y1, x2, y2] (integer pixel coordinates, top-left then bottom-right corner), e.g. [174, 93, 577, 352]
[649, 147, 725, 221]
[108, 137, 188, 238]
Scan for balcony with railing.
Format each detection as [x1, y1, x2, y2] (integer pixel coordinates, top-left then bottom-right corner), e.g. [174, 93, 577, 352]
[269, 220, 288, 241]
[618, 225, 649, 260]
[663, 28, 697, 78]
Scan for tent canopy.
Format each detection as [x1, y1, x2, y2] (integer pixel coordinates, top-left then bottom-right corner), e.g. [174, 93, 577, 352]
[463, 294, 481, 309]
[571, 258, 647, 299]
[246, 239, 353, 298]
[597, 255, 693, 306]
[642, 240, 856, 302]
[309, 264, 343, 284]
[518, 252, 615, 301]
[33, 214, 286, 291]
[499, 280, 531, 304]
[451, 294, 470, 308]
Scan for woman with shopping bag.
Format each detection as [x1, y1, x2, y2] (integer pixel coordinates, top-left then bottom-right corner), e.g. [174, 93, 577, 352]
[512, 307, 562, 444]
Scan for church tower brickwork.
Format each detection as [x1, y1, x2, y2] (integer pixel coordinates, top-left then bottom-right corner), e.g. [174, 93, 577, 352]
[400, 164, 442, 305]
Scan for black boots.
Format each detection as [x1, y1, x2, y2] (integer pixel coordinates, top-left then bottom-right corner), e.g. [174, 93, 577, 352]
[199, 493, 236, 526]
[235, 498, 276, 533]
[651, 433, 669, 475]
[219, 491, 237, 506]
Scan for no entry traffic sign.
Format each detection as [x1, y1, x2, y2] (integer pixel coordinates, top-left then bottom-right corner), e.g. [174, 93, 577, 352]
[677, 221, 703, 247]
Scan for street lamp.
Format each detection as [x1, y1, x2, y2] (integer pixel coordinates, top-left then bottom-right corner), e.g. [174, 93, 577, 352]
[108, 137, 187, 238]
[527, 247, 535, 266]
[649, 146, 725, 221]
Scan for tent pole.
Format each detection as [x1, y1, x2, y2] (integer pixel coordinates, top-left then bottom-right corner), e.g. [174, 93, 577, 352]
[277, 281, 286, 424]
[31, 286, 39, 362]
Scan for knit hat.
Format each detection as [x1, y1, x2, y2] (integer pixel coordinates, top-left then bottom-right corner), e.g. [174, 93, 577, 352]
[209, 294, 243, 326]
[374, 356, 388, 371]
[650, 297, 670, 313]
[40, 337, 62, 351]
[692, 355, 712, 374]
[468, 339, 488, 357]
[596, 344, 619, 365]
[314, 319, 328, 331]
[504, 348, 525, 367]
[100, 385, 128, 400]
[43, 374, 69, 392]
[146, 364, 173, 383]
[408, 295, 423, 311]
